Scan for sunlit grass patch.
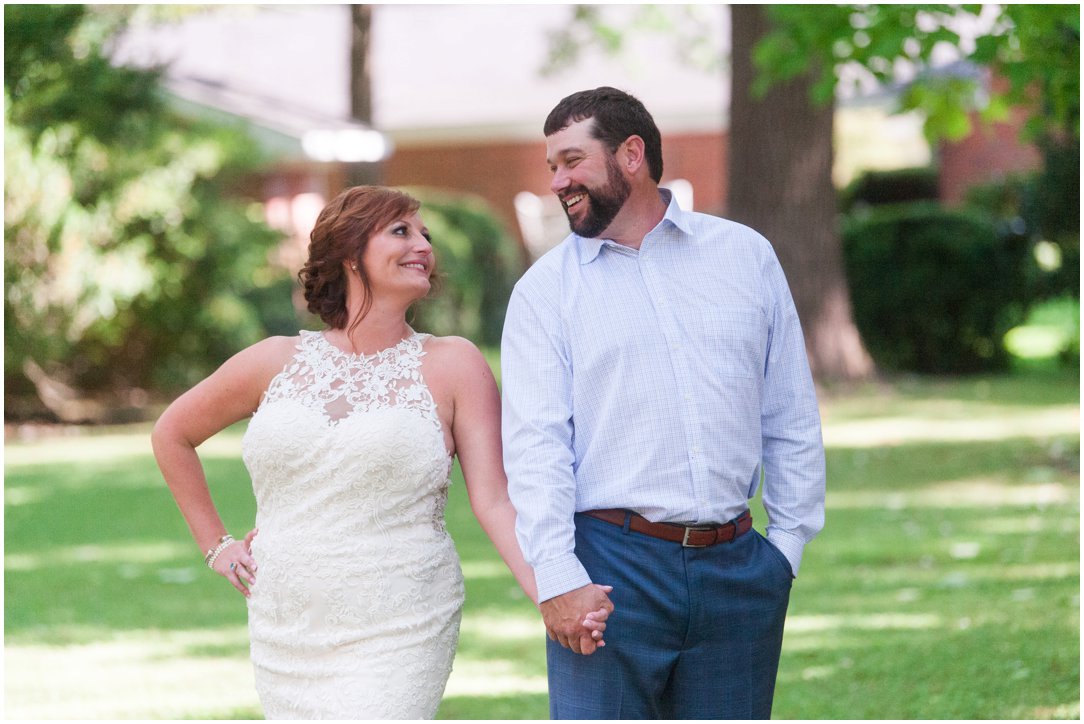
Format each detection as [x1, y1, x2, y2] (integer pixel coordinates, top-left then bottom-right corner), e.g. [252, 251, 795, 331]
[5, 540, 192, 571]
[827, 477, 1073, 509]
[823, 404, 1079, 447]
[5, 628, 259, 720]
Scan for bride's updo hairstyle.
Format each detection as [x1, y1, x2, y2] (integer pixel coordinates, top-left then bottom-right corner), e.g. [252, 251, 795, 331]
[299, 185, 422, 330]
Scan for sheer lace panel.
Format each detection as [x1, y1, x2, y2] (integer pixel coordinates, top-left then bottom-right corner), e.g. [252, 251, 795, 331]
[262, 330, 443, 435]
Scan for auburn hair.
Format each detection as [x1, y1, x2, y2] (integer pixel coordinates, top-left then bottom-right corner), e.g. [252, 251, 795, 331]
[298, 185, 424, 331]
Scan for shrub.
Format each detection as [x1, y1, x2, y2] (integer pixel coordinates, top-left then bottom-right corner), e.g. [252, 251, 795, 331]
[842, 202, 1032, 373]
[964, 136, 1080, 304]
[840, 167, 940, 214]
[962, 136, 1079, 368]
[406, 188, 525, 347]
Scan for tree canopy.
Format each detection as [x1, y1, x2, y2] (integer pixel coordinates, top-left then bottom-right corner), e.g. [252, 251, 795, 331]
[756, 5, 1079, 141]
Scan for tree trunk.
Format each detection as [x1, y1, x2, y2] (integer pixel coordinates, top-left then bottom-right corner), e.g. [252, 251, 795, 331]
[728, 5, 873, 382]
[350, 4, 373, 123]
[348, 4, 381, 185]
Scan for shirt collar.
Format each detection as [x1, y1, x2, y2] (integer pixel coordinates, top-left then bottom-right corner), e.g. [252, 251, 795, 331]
[577, 188, 692, 265]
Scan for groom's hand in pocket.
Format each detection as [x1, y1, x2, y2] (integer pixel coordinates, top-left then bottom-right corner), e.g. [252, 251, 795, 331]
[540, 583, 614, 655]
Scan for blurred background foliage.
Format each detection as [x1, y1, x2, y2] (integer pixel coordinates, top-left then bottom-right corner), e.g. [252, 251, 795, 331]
[842, 201, 1031, 373]
[5, 4, 291, 420]
[757, 4, 1080, 142]
[839, 133, 1079, 374]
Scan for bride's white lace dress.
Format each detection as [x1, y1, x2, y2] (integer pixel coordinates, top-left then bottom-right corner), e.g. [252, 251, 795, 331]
[241, 330, 464, 719]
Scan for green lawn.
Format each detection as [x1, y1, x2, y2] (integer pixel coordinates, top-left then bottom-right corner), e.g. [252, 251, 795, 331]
[5, 368, 1079, 719]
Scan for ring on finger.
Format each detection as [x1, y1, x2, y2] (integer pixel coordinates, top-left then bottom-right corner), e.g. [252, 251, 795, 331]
[229, 562, 237, 572]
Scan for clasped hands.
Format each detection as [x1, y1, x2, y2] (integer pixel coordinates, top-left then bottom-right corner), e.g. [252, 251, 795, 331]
[539, 582, 614, 655]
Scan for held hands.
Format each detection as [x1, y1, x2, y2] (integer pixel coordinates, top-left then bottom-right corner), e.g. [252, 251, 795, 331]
[539, 583, 615, 655]
[210, 528, 259, 597]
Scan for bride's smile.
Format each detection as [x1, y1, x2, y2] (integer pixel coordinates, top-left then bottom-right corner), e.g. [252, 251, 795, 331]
[361, 213, 434, 300]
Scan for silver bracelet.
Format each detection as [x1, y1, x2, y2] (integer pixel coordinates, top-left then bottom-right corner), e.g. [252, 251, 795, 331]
[205, 535, 235, 569]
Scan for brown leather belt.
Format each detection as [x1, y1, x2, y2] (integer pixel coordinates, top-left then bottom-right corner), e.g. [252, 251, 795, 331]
[582, 509, 753, 547]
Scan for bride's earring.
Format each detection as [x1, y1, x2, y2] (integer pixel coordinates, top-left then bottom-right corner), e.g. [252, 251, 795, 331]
[350, 264, 358, 272]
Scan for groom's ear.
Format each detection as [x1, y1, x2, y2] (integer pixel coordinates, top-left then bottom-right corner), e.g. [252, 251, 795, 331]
[619, 135, 646, 176]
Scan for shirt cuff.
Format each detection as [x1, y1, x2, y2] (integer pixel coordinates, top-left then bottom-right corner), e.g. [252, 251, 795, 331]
[533, 553, 593, 603]
[766, 527, 806, 578]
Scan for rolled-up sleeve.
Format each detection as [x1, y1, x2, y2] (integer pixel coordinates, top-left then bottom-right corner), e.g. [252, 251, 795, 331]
[501, 279, 592, 602]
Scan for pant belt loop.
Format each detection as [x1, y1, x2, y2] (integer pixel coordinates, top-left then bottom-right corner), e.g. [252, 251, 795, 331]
[621, 510, 632, 535]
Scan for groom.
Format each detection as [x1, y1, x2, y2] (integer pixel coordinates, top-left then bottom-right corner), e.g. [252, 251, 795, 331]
[501, 87, 825, 719]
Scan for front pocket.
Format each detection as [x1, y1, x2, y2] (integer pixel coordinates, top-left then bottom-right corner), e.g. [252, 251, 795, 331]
[757, 531, 795, 582]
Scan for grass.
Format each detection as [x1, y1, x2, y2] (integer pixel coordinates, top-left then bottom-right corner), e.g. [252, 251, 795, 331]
[4, 368, 1079, 719]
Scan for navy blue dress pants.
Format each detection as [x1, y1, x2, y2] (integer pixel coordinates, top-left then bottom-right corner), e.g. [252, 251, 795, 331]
[546, 512, 793, 719]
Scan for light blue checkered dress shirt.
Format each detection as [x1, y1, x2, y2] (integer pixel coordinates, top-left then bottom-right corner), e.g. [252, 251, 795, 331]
[501, 190, 825, 603]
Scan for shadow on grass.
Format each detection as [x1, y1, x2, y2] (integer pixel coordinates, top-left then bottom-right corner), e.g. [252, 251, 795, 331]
[825, 435, 1078, 490]
[824, 367, 1079, 409]
[5, 456, 254, 547]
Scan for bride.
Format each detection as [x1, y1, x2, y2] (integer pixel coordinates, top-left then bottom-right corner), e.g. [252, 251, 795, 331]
[152, 186, 610, 719]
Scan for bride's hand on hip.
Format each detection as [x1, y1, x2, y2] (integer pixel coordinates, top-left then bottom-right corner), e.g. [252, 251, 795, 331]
[242, 527, 259, 555]
[213, 531, 259, 597]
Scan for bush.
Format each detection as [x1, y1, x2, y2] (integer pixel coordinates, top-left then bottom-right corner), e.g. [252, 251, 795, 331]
[840, 167, 940, 214]
[406, 188, 525, 347]
[842, 202, 1032, 373]
[964, 136, 1080, 304]
[962, 136, 1079, 370]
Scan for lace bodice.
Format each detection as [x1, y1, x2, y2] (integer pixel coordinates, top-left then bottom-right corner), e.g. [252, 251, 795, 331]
[239, 330, 463, 719]
[261, 330, 446, 434]
[242, 330, 453, 540]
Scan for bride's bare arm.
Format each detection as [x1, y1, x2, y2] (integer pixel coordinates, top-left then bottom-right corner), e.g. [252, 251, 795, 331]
[439, 338, 541, 605]
[151, 336, 295, 595]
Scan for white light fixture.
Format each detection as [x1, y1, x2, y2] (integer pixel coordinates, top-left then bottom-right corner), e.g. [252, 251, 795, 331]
[301, 128, 393, 162]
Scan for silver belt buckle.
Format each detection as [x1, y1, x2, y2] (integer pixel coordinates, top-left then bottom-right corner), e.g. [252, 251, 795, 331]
[681, 526, 711, 548]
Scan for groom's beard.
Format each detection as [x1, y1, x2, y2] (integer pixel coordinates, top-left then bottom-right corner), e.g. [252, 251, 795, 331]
[563, 155, 632, 238]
